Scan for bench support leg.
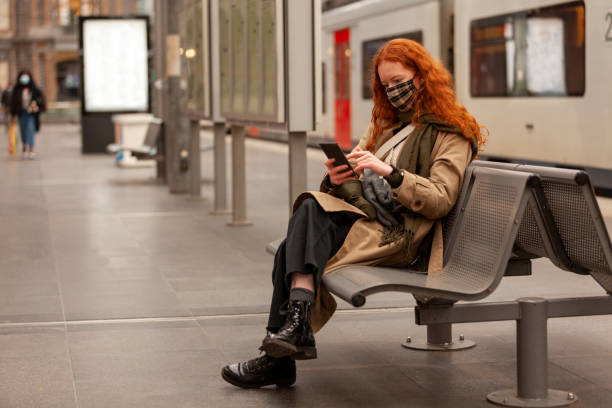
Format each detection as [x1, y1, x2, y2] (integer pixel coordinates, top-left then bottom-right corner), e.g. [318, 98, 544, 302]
[227, 125, 252, 227]
[288, 131, 307, 211]
[402, 323, 476, 351]
[210, 122, 231, 215]
[189, 120, 202, 198]
[487, 298, 578, 407]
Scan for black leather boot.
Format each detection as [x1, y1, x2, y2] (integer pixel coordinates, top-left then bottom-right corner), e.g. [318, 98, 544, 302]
[262, 299, 317, 360]
[221, 355, 296, 389]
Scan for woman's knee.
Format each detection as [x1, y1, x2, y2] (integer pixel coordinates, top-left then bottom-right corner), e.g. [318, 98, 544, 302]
[299, 197, 318, 211]
[294, 198, 323, 219]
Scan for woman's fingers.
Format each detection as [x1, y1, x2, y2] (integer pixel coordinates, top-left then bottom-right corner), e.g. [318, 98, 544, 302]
[329, 164, 348, 175]
[354, 159, 393, 177]
[334, 172, 356, 184]
[346, 150, 368, 160]
[329, 165, 354, 185]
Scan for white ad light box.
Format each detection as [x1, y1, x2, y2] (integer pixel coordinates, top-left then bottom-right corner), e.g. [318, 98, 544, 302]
[82, 18, 149, 113]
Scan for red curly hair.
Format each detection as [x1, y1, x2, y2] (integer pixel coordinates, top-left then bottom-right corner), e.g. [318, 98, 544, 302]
[368, 39, 486, 151]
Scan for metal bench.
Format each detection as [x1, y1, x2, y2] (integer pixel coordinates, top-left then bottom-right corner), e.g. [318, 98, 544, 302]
[106, 118, 163, 159]
[266, 162, 612, 407]
[418, 161, 612, 406]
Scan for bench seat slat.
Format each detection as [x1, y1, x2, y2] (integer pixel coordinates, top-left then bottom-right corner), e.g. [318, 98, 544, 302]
[321, 265, 506, 307]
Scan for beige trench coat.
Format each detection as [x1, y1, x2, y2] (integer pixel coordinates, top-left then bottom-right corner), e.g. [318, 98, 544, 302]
[293, 122, 474, 332]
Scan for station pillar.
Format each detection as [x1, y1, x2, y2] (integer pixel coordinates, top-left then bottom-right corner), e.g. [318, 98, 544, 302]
[156, 0, 200, 195]
[288, 131, 308, 209]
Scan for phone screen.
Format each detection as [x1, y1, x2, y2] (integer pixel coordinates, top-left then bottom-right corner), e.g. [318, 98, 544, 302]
[319, 142, 354, 174]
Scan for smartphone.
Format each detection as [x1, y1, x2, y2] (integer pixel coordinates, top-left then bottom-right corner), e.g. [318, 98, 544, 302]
[319, 141, 355, 175]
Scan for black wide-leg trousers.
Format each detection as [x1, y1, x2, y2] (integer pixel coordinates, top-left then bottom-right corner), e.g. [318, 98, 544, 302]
[266, 198, 356, 332]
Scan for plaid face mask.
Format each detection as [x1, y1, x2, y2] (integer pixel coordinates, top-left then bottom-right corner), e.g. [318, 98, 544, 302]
[385, 78, 416, 111]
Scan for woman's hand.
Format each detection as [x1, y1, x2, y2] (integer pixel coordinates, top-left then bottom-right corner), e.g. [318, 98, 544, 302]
[325, 158, 356, 186]
[347, 147, 393, 177]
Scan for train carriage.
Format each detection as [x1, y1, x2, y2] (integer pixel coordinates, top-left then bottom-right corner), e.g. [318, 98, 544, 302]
[316, 0, 612, 193]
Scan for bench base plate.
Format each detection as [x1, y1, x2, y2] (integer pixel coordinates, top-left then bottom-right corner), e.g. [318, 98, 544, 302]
[401, 337, 476, 351]
[487, 389, 578, 407]
[210, 209, 232, 216]
[226, 221, 253, 227]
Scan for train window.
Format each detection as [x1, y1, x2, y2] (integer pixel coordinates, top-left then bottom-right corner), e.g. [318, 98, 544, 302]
[470, 1, 585, 97]
[361, 31, 423, 99]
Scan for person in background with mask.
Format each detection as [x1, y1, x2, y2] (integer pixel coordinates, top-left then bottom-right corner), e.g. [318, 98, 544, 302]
[221, 39, 487, 389]
[11, 70, 45, 159]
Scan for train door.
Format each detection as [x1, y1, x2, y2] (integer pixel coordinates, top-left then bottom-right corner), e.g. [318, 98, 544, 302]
[334, 28, 351, 150]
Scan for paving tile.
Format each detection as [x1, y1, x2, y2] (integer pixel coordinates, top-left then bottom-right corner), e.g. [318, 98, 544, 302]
[0, 215, 51, 244]
[66, 319, 215, 353]
[0, 326, 76, 408]
[0, 258, 57, 283]
[0, 355, 78, 408]
[74, 376, 213, 408]
[0, 282, 63, 323]
[552, 356, 612, 392]
[60, 278, 189, 320]
[0, 325, 67, 358]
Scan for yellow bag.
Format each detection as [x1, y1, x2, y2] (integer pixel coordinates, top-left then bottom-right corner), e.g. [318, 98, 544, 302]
[8, 118, 16, 155]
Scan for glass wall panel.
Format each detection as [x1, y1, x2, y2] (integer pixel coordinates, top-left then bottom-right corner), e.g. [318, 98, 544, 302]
[231, 0, 246, 113]
[261, 0, 276, 116]
[219, 0, 231, 113]
[247, 0, 260, 114]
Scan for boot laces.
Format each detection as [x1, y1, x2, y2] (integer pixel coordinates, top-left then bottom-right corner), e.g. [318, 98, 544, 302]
[246, 355, 270, 372]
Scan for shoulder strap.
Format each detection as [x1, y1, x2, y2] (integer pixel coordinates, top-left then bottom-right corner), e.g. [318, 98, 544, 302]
[374, 124, 415, 159]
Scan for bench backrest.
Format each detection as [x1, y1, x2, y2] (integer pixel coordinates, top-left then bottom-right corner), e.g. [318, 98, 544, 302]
[471, 161, 612, 292]
[143, 118, 163, 149]
[425, 166, 535, 300]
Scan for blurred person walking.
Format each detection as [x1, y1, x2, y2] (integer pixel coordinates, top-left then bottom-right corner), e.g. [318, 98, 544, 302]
[10, 71, 45, 159]
[2, 82, 17, 156]
[1, 82, 13, 131]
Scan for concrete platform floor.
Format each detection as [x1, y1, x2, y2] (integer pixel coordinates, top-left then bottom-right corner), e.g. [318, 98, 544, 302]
[1, 123, 612, 407]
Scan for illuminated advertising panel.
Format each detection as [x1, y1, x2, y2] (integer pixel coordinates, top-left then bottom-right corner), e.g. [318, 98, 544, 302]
[81, 17, 150, 113]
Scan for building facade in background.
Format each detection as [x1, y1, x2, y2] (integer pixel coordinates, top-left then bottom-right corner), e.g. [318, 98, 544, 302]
[0, 0, 153, 109]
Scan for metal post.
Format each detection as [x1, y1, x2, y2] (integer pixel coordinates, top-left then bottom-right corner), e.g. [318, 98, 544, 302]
[210, 122, 231, 215]
[153, 0, 167, 182]
[227, 125, 252, 227]
[487, 298, 578, 407]
[427, 323, 452, 345]
[189, 120, 201, 197]
[288, 131, 308, 209]
[517, 298, 548, 399]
